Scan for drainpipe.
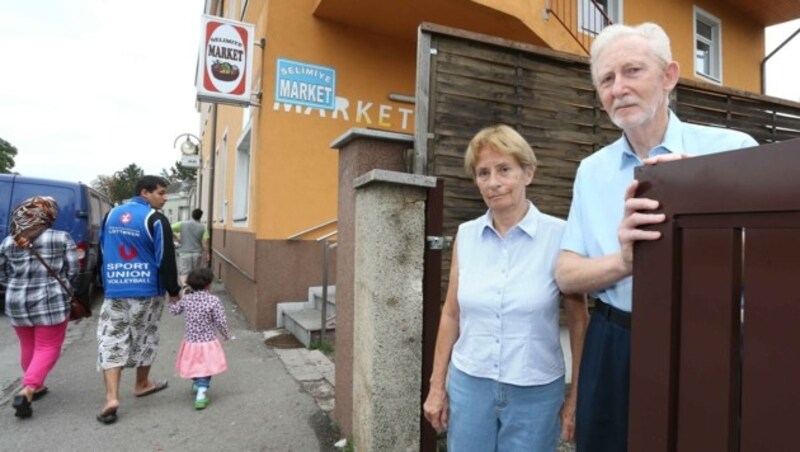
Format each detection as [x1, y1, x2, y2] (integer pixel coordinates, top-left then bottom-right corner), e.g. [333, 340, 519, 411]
[206, 103, 217, 268]
[761, 26, 800, 95]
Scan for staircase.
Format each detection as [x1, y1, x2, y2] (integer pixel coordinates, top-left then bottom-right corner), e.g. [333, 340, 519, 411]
[277, 286, 336, 348]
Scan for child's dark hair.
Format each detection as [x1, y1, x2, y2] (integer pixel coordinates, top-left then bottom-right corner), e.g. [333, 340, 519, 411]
[186, 267, 215, 291]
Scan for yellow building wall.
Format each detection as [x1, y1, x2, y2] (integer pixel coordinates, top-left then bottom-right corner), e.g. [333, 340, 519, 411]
[624, 0, 763, 93]
[255, 0, 417, 239]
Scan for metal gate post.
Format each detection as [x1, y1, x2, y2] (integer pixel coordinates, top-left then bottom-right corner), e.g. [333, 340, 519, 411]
[421, 179, 444, 451]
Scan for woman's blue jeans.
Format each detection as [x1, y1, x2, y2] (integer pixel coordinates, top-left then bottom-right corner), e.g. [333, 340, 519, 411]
[447, 364, 563, 451]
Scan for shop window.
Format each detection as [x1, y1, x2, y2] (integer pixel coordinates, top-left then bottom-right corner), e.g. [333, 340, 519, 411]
[233, 124, 251, 223]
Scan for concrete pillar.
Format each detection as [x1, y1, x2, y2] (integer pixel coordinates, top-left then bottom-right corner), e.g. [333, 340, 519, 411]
[352, 169, 436, 452]
[331, 128, 412, 437]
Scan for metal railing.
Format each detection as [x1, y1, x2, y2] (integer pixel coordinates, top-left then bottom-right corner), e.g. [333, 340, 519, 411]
[286, 219, 337, 240]
[545, 0, 614, 55]
[320, 237, 337, 343]
[287, 220, 338, 344]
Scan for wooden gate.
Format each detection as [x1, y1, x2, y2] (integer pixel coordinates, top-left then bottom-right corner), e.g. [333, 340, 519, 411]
[630, 139, 800, 451]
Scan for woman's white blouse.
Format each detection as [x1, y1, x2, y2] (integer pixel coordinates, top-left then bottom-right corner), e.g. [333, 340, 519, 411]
[451, 201, 566, 386]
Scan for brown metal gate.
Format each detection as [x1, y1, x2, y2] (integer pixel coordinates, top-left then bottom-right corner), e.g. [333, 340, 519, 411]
[630, 139, 800, 451]
[421, 179, 444, 452]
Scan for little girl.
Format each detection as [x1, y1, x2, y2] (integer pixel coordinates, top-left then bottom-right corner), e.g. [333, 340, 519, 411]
[169, 267, 229, 409]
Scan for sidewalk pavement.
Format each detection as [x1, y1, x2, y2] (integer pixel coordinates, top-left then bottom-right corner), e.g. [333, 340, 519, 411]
[263, 332, 336, 414]
[0, 283, 340, 451]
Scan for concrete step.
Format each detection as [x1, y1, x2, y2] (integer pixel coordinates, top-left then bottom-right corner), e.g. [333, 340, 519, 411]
[275, 301, 309, 328]
[309, 286, 336, 317]
[284, 307, 335, 348]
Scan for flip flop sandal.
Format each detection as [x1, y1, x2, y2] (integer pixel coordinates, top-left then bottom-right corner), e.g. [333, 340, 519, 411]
[12, 395, 33, 419]
[135, 379, 169, 397]
[96, 407, 118, 425]
[32, 386, 49, 402]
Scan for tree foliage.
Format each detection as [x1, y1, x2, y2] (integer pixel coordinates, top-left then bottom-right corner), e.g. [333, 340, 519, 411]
[159, 160, 196, 184]
[91, 163, 145, 204]
[0, 137, 18, 173]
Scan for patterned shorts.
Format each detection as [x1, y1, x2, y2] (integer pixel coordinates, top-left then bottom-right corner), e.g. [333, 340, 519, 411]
[96, 296, 165, 371]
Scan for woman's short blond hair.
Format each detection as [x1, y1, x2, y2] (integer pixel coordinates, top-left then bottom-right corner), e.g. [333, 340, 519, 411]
[464, 124, 537, 178]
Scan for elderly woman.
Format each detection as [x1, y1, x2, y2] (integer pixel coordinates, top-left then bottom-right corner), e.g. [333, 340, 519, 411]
[0, 196, 78, 419]
[423, 125, 589, 450]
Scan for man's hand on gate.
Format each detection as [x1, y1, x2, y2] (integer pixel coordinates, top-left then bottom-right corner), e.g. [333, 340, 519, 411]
[618, 180, 666, 271]
[643, 152, 689, 166]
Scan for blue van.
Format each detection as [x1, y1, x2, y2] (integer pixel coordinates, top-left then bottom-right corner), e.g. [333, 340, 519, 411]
[0, 174, 113, 309]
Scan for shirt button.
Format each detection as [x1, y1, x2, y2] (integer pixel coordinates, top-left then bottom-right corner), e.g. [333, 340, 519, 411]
[496, 314, 500, 318]
[495, 339, 500, 344]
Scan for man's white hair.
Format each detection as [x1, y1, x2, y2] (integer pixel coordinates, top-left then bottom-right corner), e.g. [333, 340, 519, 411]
[590, 22, 673, 86]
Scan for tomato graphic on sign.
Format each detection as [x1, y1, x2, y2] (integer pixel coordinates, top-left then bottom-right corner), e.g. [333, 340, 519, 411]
[119, 245, 138, 261]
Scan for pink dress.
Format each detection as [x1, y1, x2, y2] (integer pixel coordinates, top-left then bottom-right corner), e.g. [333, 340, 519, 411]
[169, 291, 229, 378]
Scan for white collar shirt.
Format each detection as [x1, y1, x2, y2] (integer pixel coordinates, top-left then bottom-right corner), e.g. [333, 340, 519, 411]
[451, 201, 566, 386]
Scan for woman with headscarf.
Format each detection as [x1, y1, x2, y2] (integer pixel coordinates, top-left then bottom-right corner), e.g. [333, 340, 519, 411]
[0, 196, 78, 419]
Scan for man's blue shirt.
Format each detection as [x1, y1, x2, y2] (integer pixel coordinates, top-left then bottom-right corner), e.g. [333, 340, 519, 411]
[560, 111, 758, 312]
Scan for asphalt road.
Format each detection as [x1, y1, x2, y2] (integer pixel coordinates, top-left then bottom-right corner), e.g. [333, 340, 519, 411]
[0, 285, 339, 451]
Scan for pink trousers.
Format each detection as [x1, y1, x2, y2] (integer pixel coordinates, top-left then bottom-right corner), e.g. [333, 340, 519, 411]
[13, 320, 69, 389]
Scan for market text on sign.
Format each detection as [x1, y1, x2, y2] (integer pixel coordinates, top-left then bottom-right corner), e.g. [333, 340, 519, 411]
[278, 79, 333, 105]
[208, 45, 244, 61]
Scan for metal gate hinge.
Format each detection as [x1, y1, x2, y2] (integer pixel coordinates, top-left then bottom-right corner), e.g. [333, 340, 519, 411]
[426, 236, 453, 250]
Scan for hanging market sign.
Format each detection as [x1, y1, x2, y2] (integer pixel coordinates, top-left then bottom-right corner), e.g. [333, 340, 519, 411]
[196, 15, 255, 106]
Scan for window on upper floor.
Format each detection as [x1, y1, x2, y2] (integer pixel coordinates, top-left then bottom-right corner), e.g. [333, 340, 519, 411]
[694, 7, 722, 84]
[242, 105, 250, 132]
[580, 0, 621, 35]
[216, 132, 228, 224]
[232, 123, 251, 224]
[228, 0, 237, 19]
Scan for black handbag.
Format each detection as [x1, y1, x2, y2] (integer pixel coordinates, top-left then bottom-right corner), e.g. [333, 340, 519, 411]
[28, 246, 91, 321]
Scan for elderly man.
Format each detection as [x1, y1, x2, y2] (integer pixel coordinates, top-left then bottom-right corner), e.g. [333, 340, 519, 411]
[556, 22, 757, 451]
